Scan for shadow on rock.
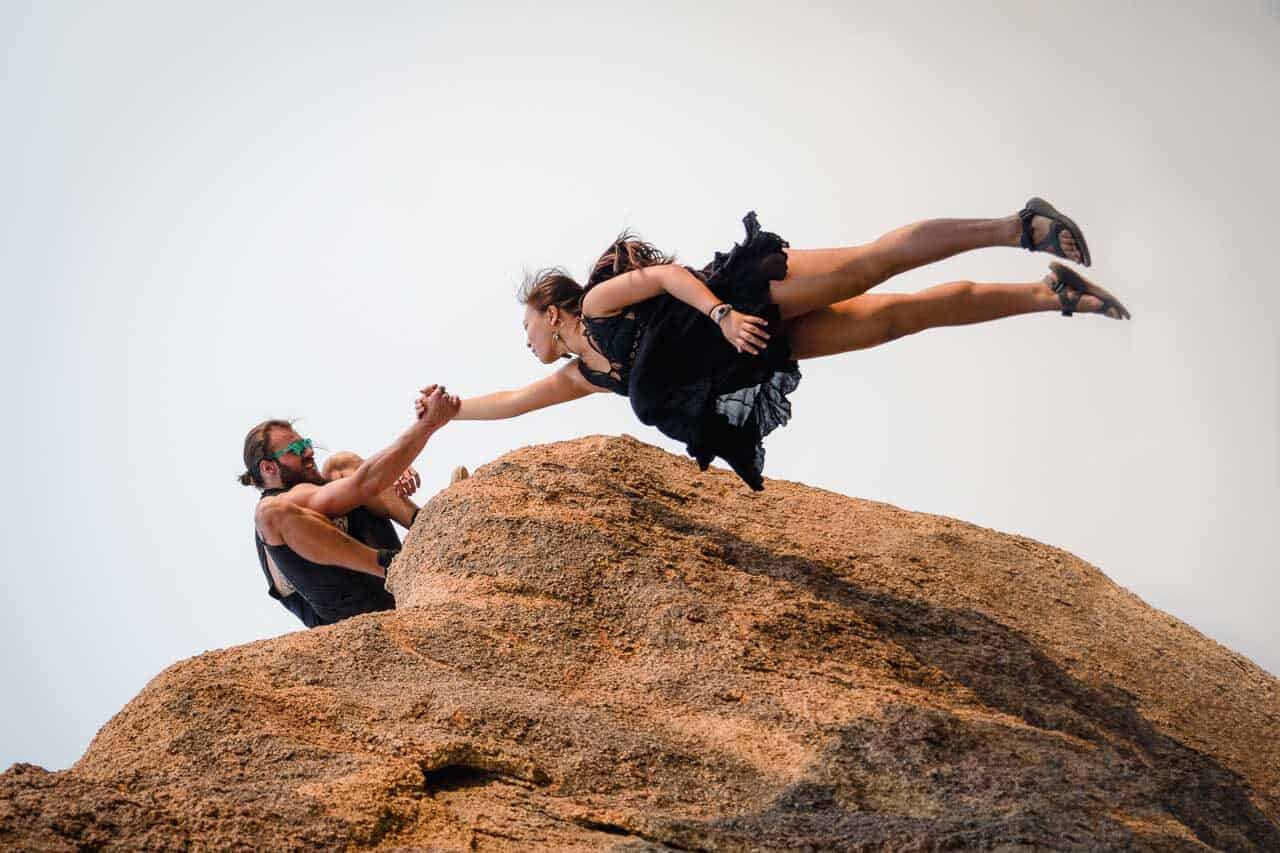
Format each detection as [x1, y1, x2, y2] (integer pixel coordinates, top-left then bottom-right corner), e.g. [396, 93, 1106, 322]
[620, 492, 1280, 853]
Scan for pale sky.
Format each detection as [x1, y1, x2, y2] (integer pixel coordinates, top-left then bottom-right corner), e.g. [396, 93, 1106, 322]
[3, 1, 1277, 771]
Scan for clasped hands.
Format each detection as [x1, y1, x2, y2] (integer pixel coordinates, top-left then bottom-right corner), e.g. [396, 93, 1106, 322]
[392, 384, 461, 499]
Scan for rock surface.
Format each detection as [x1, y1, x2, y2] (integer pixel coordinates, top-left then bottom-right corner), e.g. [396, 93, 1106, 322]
[3, 435, 1278, 851]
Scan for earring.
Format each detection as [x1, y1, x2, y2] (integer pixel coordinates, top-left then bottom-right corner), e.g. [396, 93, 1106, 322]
[553, 331, 561, 344]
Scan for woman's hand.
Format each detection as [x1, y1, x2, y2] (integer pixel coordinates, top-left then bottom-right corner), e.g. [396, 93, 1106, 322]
[719, 309, 771, 355]
[415, 385, 462, 431]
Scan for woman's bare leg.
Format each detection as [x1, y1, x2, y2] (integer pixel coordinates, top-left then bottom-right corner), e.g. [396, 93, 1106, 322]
[771, 212, 1083, 320]
[786, 276, 1105, 360]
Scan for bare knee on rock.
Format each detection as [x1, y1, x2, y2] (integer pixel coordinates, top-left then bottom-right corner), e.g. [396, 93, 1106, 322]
[322, 451, 363, 481]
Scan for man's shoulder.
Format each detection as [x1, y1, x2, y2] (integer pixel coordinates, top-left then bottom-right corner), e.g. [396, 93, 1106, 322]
[255, 484, 319, 513]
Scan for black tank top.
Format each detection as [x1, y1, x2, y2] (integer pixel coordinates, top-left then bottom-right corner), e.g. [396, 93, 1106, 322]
[254, 489, 398, 628]
[577, 294, 663, 395]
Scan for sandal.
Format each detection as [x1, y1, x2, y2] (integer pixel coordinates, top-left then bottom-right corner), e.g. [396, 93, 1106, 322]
[1019, 197, 1092, 267]
[1046, 261, 1131, 319]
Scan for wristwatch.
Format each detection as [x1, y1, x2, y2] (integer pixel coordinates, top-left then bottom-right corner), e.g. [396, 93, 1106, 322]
[710, 303, 732, 324]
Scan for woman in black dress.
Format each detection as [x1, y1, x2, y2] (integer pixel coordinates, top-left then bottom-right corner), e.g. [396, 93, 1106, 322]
[447, 200, 1130, 490]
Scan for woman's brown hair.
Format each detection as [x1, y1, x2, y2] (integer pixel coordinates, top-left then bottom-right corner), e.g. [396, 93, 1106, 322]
[587, 231, 674, 287]
[238, 419, 293, 487]
[517, 267, 584, 315]
[517, 231, 675, 313]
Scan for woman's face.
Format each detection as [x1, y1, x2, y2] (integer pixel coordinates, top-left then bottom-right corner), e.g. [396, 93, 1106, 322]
[523, 303, 561, 364]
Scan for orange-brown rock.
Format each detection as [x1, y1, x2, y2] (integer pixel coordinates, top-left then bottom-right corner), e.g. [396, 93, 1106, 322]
[3, 435, 1278, 851]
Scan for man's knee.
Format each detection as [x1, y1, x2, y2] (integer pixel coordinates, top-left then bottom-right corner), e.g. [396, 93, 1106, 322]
[322, 451, 363, 481]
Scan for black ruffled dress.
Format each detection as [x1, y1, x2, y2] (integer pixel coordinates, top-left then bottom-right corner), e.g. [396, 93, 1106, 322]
[577, 212, 801, 490]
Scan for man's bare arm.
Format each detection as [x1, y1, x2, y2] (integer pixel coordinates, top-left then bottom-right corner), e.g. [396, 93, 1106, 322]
[285, 386, 459, 519]
[323, 453, 420, 529]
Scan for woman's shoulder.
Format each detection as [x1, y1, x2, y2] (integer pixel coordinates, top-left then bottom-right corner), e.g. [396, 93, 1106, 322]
[563, 357, 592, 378]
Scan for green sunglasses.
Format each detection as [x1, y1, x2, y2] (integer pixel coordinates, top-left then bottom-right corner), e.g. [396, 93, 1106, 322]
[269, 438, 313, 460]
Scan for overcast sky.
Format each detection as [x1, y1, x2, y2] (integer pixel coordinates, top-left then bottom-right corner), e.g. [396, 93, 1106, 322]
[3, 1, 1277, 771]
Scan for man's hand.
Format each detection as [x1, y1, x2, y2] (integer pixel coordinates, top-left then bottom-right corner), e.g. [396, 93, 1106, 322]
[287, 388, 454, 520]
[414, 385, 451, 419]
[394, 466, 421, 499]
[415, 385, 461, 432]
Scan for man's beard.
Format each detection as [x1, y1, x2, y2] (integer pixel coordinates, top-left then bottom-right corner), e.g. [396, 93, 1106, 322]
[278, 458, 327, 489]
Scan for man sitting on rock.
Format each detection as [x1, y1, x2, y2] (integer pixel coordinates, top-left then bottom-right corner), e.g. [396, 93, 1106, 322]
[238, 384, 464, 629]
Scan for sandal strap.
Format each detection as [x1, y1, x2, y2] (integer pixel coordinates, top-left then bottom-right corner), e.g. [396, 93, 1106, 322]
[1018, 207, 1036, 251]
[1047, 275, 1080, 316]
[1039, 221, 1070, 258]
[1020, 204, 1081, 263]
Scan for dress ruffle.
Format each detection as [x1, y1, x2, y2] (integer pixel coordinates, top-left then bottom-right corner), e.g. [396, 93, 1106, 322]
[576, 212, 801, 489]
[699, 210, 790, 306]
[634, 212, 801, 490]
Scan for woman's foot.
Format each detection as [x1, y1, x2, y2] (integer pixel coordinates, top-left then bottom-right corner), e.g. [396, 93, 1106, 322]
[1044, 262, 1131, 319]
[1028, 215, 1083, 263]
[1017, 197, 1092, 266]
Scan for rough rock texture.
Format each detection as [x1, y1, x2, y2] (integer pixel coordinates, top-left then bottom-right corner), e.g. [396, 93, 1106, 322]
[3, 435, 1278, 851]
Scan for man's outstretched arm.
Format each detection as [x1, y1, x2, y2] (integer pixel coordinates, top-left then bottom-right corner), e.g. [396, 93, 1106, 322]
[323, 452, 420, 529]
[287, 385, 459, 519]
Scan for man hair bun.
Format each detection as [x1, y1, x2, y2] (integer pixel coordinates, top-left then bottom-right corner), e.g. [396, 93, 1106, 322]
[238, 471, 255, 487]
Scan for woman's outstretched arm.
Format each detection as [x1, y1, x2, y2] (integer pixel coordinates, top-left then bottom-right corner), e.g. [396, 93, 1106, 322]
[452, 360, 599, 421]
[581, 264, 771, 355]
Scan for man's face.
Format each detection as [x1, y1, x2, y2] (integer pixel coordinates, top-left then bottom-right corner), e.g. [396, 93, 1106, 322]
[265, 427, 325, 488]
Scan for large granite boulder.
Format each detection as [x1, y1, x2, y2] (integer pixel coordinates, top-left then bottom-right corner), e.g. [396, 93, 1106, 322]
[3, 435, 1277, 850]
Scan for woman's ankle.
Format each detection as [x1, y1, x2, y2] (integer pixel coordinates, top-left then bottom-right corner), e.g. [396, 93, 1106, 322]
[1000, 214, 1023, 247]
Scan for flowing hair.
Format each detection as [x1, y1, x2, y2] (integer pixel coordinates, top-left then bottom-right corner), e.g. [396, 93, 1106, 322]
[518, 230, 674, 313]
[587, 231, 674, 286]
[517, 267, 584, 315]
